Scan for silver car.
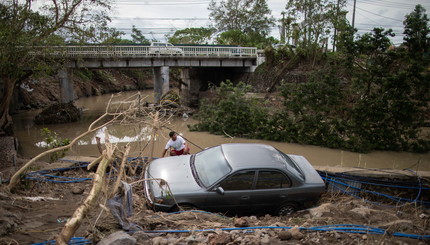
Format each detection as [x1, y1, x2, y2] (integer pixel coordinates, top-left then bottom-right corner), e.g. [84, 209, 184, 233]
[149, 42, 183, 56]
[144, 143, 325, 215]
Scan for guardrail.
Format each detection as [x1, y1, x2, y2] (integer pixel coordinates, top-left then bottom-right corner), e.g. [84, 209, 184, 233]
[32, 45, 258, 58]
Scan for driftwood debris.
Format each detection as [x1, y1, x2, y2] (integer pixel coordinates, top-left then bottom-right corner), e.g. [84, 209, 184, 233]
[5, 92, 178, 244]
[56, 142, 115, 245]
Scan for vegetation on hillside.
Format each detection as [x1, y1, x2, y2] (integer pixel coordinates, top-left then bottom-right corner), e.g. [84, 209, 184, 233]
[192, 5, 430, 153]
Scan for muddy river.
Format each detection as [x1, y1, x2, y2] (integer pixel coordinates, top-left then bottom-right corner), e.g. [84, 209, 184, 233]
[12, 90, 430, 171]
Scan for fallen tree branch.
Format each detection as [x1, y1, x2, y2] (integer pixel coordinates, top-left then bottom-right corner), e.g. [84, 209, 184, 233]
[111, 145, 131, 198]
[7, 111, 121, 191]
[87, 155, 103, 171]
[55, 148, 114, 245]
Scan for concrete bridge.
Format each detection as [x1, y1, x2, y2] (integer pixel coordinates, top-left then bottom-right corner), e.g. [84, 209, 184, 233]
[38, 45, 264, 105]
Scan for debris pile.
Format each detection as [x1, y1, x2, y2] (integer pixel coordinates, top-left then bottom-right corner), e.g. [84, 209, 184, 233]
[34, 102, 81, 124]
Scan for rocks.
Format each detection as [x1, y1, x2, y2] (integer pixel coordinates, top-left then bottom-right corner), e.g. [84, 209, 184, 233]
[208, 232, 231, 245]
[71, 187, 84, 195]
[260, 235, 271, 244]
[234, 217, 249, 227]
[278, 230, 292, 240]
[97, 231, 136, 245]
[309, 203, 333, 218]
[278, 227, 304, 241]
[151, 237, 167, 245]
[131, 231, 150, 244]
[290, 227, 304, 240]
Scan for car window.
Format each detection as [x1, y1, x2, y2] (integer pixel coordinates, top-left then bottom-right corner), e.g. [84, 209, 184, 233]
[194, 146, 231, 187]
[278, 151, 304, 180]
[220, 171, 255, 191]
[256, 171, 291, 189]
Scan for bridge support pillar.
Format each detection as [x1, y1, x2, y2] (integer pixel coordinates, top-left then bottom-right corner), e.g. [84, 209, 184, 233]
[180, 68, 200, 107]
[153, 66, 169, 103]
[58, 68, 75, 103]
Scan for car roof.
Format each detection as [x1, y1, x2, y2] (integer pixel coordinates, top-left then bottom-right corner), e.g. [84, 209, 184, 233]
[221, 143, 287, 170]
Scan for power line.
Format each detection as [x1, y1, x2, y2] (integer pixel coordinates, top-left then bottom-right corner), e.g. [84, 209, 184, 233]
[354, 7, 381, 25]
[357, 23, 404, 27]
[115, 1, 211, 6]
[116, 27, 179, 30]
[354, 5, 404, 22]
[112, 17, 209, 20]
[346, 2, 405, 23]
[357, 0, 430, 9]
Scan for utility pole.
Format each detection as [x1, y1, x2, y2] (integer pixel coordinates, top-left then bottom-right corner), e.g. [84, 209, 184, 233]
[333, 0, 340, 52]
[352, 0, 357, 30]
[280, 12, 286, 44]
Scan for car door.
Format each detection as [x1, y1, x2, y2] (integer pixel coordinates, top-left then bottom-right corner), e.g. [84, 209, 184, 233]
[202, 170, 256, 213]
[251, 170, 293, 212]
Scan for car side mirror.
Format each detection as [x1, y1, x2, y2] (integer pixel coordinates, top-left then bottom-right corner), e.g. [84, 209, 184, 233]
[215, 186, 225, 195]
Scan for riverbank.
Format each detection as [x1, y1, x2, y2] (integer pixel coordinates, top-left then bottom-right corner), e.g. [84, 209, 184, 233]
[1, 157, 429, 245]
[14, 69, 155, 111]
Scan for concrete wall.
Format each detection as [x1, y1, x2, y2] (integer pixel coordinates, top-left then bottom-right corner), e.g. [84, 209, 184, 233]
[153, 66, 170, 103]
[58, 68, 75, 103]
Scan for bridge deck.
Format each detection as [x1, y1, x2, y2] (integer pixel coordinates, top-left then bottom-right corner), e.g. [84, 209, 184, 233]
[34, 45, 260, 68]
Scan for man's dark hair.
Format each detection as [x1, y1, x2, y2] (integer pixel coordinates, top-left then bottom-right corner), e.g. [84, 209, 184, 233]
[169, 131, 176, 137]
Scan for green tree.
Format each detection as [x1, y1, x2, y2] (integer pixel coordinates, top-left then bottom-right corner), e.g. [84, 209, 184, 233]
[100, 28, 133, 44]
[131, 25, 151, 44]
[403, 5, 430, 59]
[208, 0, 275, 36]
[284, 0, 346, 50]
[402, 4, 430, 102]
[190, 81, 268, 137]
[215, 29, 276, 48]
[169, 27, 216, 44]
[0, 0, 111, 135]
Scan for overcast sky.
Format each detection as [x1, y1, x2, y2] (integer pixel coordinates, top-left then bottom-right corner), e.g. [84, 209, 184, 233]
[110, 0, 430, 45]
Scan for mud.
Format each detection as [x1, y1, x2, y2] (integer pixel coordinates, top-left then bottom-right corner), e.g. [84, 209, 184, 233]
[0, 160, 429, 245]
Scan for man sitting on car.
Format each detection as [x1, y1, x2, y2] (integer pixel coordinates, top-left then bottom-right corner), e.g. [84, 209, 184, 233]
[161, 131, 190, 157]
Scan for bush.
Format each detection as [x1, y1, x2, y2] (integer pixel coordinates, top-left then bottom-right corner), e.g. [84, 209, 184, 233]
[189, 81, 268, 138]
[40, 128, 70, 162]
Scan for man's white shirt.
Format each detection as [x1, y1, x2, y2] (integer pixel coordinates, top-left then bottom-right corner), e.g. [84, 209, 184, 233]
[165, 136, 186, 151]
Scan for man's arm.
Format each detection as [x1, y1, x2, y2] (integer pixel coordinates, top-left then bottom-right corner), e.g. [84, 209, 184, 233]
[183, 142, 190, 154]
[161, 148, 167, 157]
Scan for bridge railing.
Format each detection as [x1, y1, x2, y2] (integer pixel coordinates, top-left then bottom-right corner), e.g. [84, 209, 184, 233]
[33, 45, 257, 58]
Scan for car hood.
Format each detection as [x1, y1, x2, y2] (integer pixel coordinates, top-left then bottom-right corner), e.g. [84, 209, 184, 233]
[146, 155, 202, 195]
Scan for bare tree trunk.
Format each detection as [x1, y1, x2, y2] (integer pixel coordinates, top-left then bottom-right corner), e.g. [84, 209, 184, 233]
[0, 77, 17, 136]
[56, 151, 113, 245]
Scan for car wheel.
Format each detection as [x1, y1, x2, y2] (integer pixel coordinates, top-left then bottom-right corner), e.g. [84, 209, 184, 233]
[277, 203, 297, 216]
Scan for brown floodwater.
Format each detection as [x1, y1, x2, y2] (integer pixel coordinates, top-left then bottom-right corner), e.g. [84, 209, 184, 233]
[12, 90, 430, 171]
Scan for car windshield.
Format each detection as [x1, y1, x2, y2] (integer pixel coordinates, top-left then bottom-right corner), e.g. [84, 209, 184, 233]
[193, 146, 231, 187]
